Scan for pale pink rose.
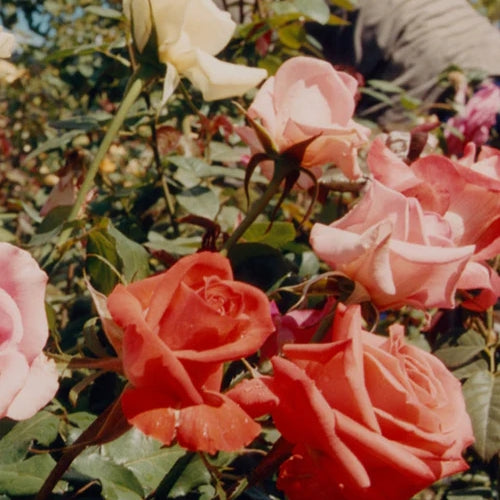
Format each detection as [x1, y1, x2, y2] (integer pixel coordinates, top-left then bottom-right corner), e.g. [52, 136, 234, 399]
[310, 180, 475, 310]
[0, 243, 58, 419]
[237, 56, 370, 188]
[368, 138, 500, 309]
[445, 81, 500, 157]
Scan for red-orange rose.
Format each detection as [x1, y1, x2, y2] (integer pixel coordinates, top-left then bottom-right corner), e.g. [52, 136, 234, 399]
[107, 251, 274, 453]
[229, 305, 474, 500]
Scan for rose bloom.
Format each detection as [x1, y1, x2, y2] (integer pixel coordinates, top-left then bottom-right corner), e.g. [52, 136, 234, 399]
[0, 243, 59, 420]
[445, 81, 500, 157]
[368, 138, 500, 309]
[261, 299, 336, 359]
[310, 179, 476, 310]
[106, 251, 274, 453]
[229, 305, 474, 500]
[237, 56, 370, 187]
[123, 0, 267, 102]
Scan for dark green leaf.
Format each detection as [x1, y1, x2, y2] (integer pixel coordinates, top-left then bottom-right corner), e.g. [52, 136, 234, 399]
[73, 448, 144, 500]
[147, 232, 201, 256]
[0, 411, 59, 464]
[86, 229, 121, 295]
[0, 454, 58, 496]
[434, 330, 486, 369]
[463, 370, 500, 461]
[243, 221, 296, 248]
[24, 130, 83, 162]
[108, 225, 150, 282]
[101, 429, 185, 496]
[177, 186, 220, 219]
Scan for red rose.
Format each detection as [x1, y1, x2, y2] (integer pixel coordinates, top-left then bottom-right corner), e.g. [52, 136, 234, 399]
[107, 251, 274, 453]
[229, 305, 474, 499]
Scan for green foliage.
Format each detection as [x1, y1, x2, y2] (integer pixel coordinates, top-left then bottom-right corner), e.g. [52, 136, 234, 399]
[463, 370, 500, 462]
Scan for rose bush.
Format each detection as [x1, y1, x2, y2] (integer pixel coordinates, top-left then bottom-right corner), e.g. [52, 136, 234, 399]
[124, 0, 267, 102]
[237, 56, 370, 187]
[0, 243, 58, 420]
[106, 251, 275, 453]
[310, 179, 475, 310]
[229, 305, 474, 500]
[367, 138, 500, 309]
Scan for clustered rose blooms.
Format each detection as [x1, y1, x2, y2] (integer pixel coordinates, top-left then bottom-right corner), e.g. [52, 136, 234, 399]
[229, 304, 474, 500]
[445, 81, 500, 157]
[310, 137, 500, 311]
[123, 0, 267, 102]
[237, 56, 370, 187]
[368, 137, 500, 310]
[106, 251, 275, 453]
[0, 243, 59, 420]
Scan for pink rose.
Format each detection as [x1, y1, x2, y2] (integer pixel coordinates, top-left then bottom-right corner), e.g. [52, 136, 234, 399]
[445, 81, 500, 157]
[310, 180, 475, 310]
[368, 138, 500, 309]
[0, 243, 58, 420]
[237, 56, 370, 188]
[261, 299, 335, 358]
[229, 305, 474, 500]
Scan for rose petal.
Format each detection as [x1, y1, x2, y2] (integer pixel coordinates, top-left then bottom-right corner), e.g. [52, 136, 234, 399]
[6, 353, 58, 420]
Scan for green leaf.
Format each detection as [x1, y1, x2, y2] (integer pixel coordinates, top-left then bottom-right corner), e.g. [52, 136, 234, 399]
[177, 186, 220, 220]
[24, 130, 83, 162]
[51, 111, 113, 131]
[147, 232, 201, 256]
[367, 79, 405, 94]
[434, 330, 486, 369]
[0, 411, 59, 464]
[292, 0, 330, 23]
[400, 94, 421, 110]
[462, 370, 500, 461]
[453, 359, 489, 381]
[169, 156, 246, 181]
[359, 87, 393, 105]
[73, 448, 145, 500]
[277, 22, 306, 49]
[108, 225, 150, 283]
[86, 228, 121, 295]
[101, 429, 185, 496]
[0, 454, 58, 496]
[167, 452, 236, 498]
[243, 221, 296, 248]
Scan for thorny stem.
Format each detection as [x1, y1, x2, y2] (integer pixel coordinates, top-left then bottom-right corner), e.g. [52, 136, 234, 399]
[221, 160, 289, 254]
[43, 73, 145, 270]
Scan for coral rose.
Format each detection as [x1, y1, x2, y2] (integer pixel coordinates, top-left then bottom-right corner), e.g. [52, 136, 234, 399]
[310, 179, 475, 310]
[237, 56, 370, 187]
[0, 243, 58, 420]
[106, 251, 274, 453]
[229, 305, 474, 500]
